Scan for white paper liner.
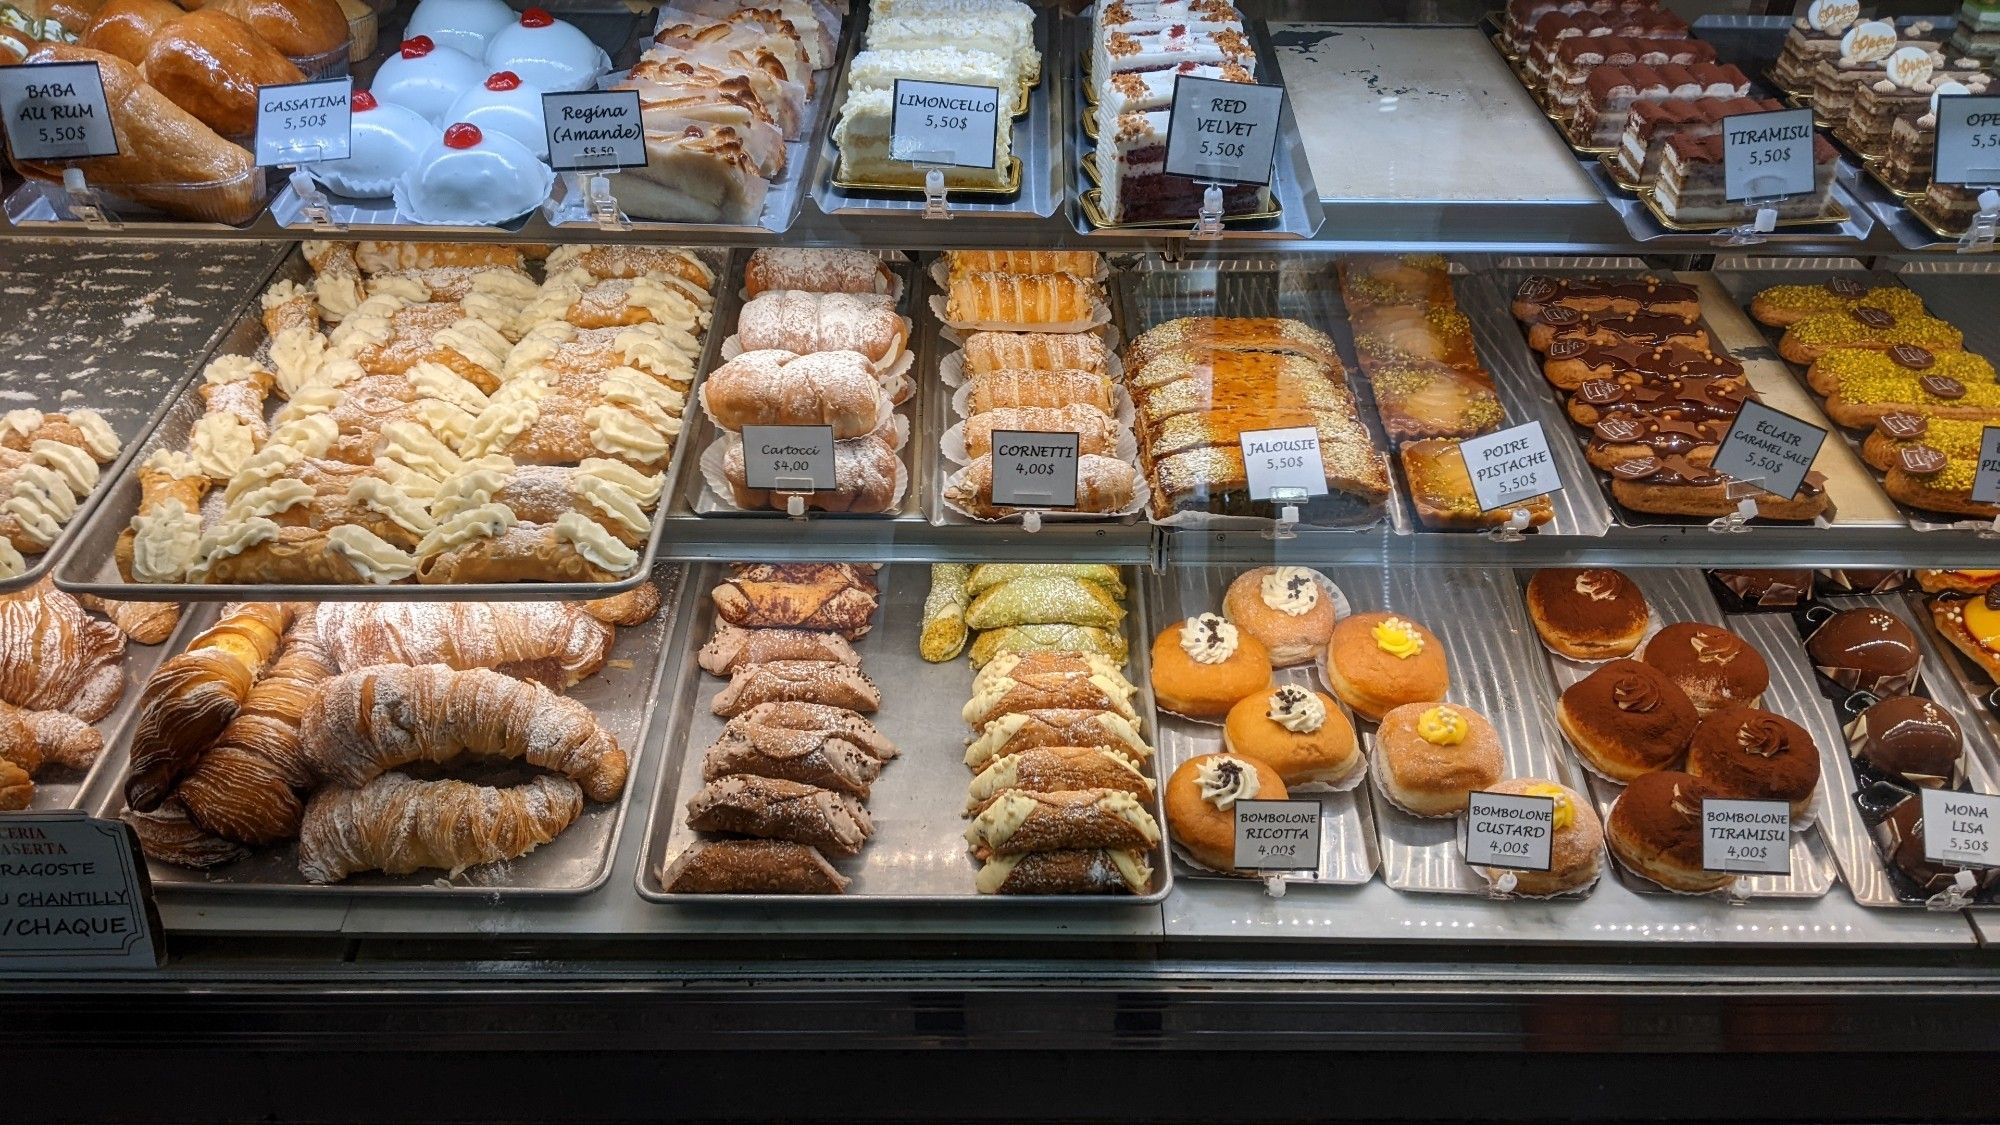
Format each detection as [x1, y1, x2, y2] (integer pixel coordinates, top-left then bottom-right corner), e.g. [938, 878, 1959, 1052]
[937, 346, 1124, 389]
[939, 459, 1151, 523]
[926, 256, 1113, 290]
[698, 357, 899, 442]
[697, 416, 911, 516]
[940, 416, 1139, 466]
[1460, 821, 1606, 901]
[951, 380, 1135, 427]
[927, 291, 1114, 337]
[391, 159, 555, 227]
[1602, 790, 1745, 900]
[717, 332, 917, 386]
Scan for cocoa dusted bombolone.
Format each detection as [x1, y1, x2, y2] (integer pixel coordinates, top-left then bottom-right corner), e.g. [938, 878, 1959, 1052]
[1640, 622, 1769, 715]
[1685, 705, 1820, 818]
[1606, 770, 1731, 893]
[1555, 659, 1699, 782]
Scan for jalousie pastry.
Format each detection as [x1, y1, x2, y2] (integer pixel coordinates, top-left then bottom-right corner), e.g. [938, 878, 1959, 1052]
[946, 454, 1136, 518]
[965, 708, 1154, 770]
[701, 724, 882, 798]
[709, 660, 882, 717]
[1125, 316, 1342, 374]
[965, 747, 1155, 815]
[660, 838, 851, 894]
[698, 623, 861, 675]
[682, 775, 875, 857]
[975, 848, 1152, 895]
[711, 565, 879, 637]
[726, 702, 898, 761]
[964, 788, 1161, 860]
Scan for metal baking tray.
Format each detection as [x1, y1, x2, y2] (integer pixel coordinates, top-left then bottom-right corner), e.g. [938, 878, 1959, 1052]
[1708, 258, 1997, 534]
[1382, 263, 1612, 539]
[1109, 256, 1406, 535]
[85, 562, 685, 895]
[11, 599, 179, 814]
[0, 239, 288, 593]
[812, 5, 1060, 222]
[1906, 588, 2000, 779]
[54, 244, 724, 602]
[1143, 565, 1376, 886]
[1516, 566, 1837, 899]
[1061, 10, 1323, 240]
[1335, 565, 1592, 897]
[681, 251, 927, 523]
[637, 561, 1172, 903]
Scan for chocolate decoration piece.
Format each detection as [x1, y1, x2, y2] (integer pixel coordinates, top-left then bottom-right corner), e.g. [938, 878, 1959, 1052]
[1920, 375, 1966, 400]
[1579, 379, 1624, 404]
[1825, 277, 1867, 298]
[1985, 586, 2000, 612]
[1548, 338, 1588, 359]
[1889, 344, 1935, 370]
[1595, 417, 1645, 443]
[1539, 305, 1581, 325]
[1877, 411, 1929, 439]
[1609, 455, 1661, 479]
[1518, 276, 1556, 302]
[1851, 305, 1897, 329]
[1899, 444, 1949, 474]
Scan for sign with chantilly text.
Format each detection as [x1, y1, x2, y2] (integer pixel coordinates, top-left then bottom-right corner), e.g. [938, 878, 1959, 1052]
[0, 812, 161, 970]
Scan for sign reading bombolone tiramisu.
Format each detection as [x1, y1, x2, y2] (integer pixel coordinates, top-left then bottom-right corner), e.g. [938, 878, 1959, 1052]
[1163, 74, 1284, 186]
[542, 90, 646, 171]
[1720, 106, 1816, 201]
[889, 79, 1001, 169]
[989, 429, 1079, 508]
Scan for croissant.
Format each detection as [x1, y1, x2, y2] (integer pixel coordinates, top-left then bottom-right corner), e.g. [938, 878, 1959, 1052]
[943, 272, 1104, 332]
[0, 700, 103, 775]
[711, 567, 879, 637]
[176, 620, 332, 845]
[124, 602, 292, 812]
[701, 348, 892, 437]
[125, 798, 250, 868]
[73, 594, 182, 646]
[0, 581, 128, 721]
[697, 623, 860, 675]
[967, 368, 1113, 415]
[302, 663, 628, 802]
[733, 292, 908, 367]
[961, 331, 1110, 377]
[709, 660, 882, 717]
[298, 771, 584, 883]
[315, 601, 614, 688]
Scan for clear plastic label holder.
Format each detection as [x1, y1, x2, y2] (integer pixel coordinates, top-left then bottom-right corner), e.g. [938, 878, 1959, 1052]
[57, 167, 118, 230]
[1720, 200, 1781, 247]
[1485, 507, 1534, 543]
[1262, 484, 1307, 540]
[284, 142, 341, 231]
[1926, 868, 1981, 911]
[1191, 182, 1225, 240]
[1709, 477, 1766, 533]
[1956, 188, 2000, 253]
[775, 473, 816, 520]
[546, 171, 630, 232]
[1001, 486, 1053, 533]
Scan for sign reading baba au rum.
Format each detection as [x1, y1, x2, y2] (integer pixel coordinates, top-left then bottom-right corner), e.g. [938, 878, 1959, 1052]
[0, 60, 118, 161]
[889, 78, 1000, 169]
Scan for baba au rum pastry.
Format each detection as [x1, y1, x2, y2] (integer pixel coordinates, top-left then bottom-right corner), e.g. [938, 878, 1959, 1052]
[1606, 769, 1732, 893]
[1222, 566, 1338, 666]
[1861, 414, 2000, 518]
[1164, 752, 1287, 872]
[1476, 777, 1604, 896]
[1149, 612, 1271, 720]
[1323, 611, 1449, 722]
[1399, 438, 1557, 531]
[1526, 567, 1650, 661]
[1556, 658, 1698, 782]
[1685, 705, 1820, 819]
[1749, 279, 1930, 329]
[1931, 589, 2000, 684]
[1638, 621, 1768, 715]
[1373, 702, 1504, 817]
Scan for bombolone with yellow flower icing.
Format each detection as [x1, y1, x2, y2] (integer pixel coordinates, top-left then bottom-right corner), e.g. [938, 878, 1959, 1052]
[1323, 610, 1449, 721]
[1375, 702, 1502, 817]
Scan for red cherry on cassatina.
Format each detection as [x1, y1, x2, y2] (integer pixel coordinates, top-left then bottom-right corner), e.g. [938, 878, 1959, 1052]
[521, 7, 552, 26]
[399, 35, 434, 57]
[352, 90, 378, 111]
[443, 122, 483, 149]
[486, 71, 522, 91]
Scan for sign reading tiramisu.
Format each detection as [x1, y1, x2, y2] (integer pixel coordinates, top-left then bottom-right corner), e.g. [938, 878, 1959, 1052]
[1239, 426, 1327, 501]
[1162, 74, 1284, 186]
[1973, 426, 2000, 504]
[0, 60, 118, 160]
[0, 813, 160, 969]
[542, 90, 646, 171]
[889, 78, 1000, 169]
[741, 425, 835, 492]
[1711, 400, 1827, 500]
[989, 429, 1079, 508]
[1463, 791, 1554, 872]
[254, 77, 351, 167]
[1932, 93, 2000, 187]
[1921, 788, 2000, 868]
[1701, 798, 1791, 875]
[1720, 106, 1816, 201]
[1457, 421, 1563, 511]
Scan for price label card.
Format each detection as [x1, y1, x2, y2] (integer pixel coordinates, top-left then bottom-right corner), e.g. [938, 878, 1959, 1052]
[989, 429, 1079, 508]
[1711, 400, 1827, 501]
[1722, 107, 1816, 202]
[1972, 425, 2000, 505]
[254, 77, 351, 168]
[889, 79, 1000, 169]
[1239, 426, 1326, 502]
[1458, 420, 1563, 511]
[0, 60, 118, 161]
[741, 425, 835, 492]
[1921, 788, 2000, 869]
[1163, 75, 1284, 186]
[0, 813, 161, 970]
[542, 89, 646, 172]
[1701, 798, 1791, 875]
[1232, 799, 1321, 872]
[1934, 93, 2000, 188]
[1462, 791, 1555, 872]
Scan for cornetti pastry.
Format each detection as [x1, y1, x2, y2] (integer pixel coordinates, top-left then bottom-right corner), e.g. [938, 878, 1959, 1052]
[1847, 694, 1963, 788]
[1639, 622, 1769, 715]
[445, 71, 551, 159]
[1526, 567, 1650, 660]
[1473, 777, 1603, 896]
[1222, 566, 1338, 666]
[482, 6, 610, 92]
[1607, 769, 1732, 893]
[1805, 607, 1922, 695]
[1322, 611, 1448, 722]
[1373, 702, 1504, 818]
[1222, 685, 1358, 786]
[309, 91, 438, 198]
[1149, 612, 1271, 719]
[395, 123, 555, 226]
[1685, 705, 1820, 818]
[1165, 752, 1286, 871]
[1556, 658, 1698, 782]
[373, 35, 487, 124]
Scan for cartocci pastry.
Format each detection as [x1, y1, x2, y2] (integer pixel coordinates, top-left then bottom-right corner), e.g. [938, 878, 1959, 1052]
[1165, 753, 1287, 871]
[720, 433, 901, 515]
[734, 290, 909, 370]
[701, 348, 893, 438]
[743, 247, 896, 298]
[1150, 613, 1271, 720]
[1322, 611, 1448, 722]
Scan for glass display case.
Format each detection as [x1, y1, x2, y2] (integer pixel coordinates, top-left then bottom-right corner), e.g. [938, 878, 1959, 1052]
[6, 0, 2000, 1115]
